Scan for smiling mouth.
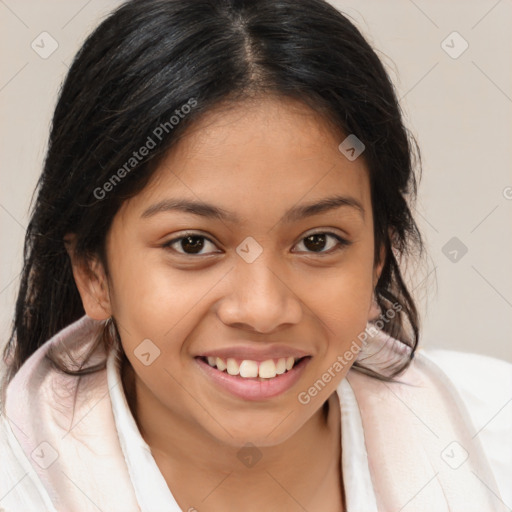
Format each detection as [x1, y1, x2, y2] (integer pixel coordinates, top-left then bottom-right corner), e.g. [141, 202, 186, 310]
[196, 355, 310, 380]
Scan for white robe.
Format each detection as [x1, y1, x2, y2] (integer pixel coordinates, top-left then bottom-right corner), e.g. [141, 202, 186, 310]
[0, 315, 510, 511]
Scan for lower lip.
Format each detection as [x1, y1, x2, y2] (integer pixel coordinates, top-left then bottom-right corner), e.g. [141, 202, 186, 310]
[195, 356, 311, 401]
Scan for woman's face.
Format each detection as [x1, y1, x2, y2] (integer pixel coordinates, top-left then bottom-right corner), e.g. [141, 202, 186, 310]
[98, 96, 383, 447]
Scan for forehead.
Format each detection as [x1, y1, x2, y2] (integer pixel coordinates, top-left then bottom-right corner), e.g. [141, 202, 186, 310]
[121, 96, 371, 224]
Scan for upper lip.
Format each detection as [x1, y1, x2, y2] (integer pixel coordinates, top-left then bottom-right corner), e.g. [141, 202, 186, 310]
[196, 345, 311, 362]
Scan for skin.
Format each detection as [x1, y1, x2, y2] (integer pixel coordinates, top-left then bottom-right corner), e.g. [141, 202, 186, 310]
[67, 95, 385, 511]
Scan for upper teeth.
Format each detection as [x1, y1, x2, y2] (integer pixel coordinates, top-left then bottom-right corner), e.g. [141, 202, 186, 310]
[206, 356, 297, 379]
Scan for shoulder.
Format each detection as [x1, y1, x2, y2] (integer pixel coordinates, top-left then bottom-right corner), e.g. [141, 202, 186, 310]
[418, 347, 512, 507]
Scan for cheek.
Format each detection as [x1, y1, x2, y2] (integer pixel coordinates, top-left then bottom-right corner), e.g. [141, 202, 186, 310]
[309, 244, 375, 346]
[106, 248, 223, 362]
[318, 277, 372, 343]
[106, 242, 189, 322]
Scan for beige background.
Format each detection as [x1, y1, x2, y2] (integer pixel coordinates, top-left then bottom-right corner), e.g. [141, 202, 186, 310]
[1, 0, 511, 373]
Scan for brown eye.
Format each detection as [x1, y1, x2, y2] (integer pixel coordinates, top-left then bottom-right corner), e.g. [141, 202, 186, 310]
[179, 236, 205, 254]
[163, 234, 220, 255]
[304, 233, 328, 252]
[294, 232, 350, 254]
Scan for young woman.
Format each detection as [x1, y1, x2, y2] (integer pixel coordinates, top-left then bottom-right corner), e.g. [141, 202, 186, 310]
[1, 1, 510, 511]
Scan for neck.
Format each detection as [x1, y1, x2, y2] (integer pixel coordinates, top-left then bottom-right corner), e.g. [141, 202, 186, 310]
[121, 356, 344, 511]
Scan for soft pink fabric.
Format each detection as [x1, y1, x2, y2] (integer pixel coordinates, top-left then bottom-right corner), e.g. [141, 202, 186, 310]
[347, 354, 506, 511]
[5, 316, 140, 511]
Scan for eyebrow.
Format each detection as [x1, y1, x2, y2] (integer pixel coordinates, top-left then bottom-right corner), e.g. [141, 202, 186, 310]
[141, 194, 365, 223]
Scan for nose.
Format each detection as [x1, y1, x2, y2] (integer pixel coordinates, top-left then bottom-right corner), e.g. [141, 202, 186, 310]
[216, 257, 303, 334]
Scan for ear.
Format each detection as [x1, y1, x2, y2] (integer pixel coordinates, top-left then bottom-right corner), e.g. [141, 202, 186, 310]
[373, 224, 397, 287]
[373, 240, 386, 289]
[368, 239, 386, 321]
[64, 234, 112, 320]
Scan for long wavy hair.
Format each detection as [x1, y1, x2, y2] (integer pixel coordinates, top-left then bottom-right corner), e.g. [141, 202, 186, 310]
[2, 0, 425, 402]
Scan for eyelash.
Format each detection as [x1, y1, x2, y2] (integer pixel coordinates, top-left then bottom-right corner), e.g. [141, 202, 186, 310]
[162, 231, 351, 257]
